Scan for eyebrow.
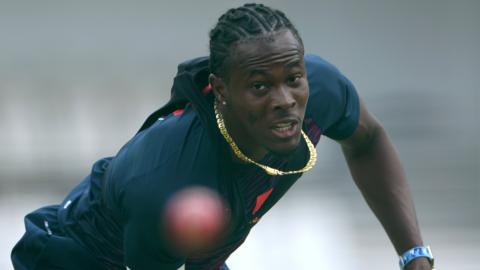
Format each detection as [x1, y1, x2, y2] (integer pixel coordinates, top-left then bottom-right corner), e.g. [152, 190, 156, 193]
[245, 59, 303, 79]
[285, 58, 303, 69]
[246, 69, 269, 79]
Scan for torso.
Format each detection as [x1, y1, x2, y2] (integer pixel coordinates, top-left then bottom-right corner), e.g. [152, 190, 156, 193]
[57, 53, 358, 269]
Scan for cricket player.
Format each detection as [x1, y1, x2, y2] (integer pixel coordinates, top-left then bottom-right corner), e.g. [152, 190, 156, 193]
[12, 3, 434, 270]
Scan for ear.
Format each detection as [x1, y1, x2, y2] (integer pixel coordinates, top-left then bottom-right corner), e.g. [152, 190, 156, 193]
[209, 73, 228, 103]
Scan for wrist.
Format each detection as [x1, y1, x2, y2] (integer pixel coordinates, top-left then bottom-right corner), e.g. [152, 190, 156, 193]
[404, 257, 432, 270]
[399, 245, 434, 270]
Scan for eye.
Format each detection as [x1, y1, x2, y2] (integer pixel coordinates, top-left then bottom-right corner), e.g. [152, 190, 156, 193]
[252, 82, 269, 91]
[287, 74, 303, 85]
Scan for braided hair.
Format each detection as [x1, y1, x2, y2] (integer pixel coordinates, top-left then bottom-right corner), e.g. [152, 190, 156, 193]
[209, 3, 304, 80]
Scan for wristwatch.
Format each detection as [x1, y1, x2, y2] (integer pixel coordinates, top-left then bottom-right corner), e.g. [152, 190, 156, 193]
[398, 245, 434, 269]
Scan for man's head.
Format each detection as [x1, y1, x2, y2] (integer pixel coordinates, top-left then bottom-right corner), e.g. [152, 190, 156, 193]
[209, 3, 309, 159]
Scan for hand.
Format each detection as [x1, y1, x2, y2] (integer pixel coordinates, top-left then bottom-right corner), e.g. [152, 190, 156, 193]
[404, 257, 433, 270]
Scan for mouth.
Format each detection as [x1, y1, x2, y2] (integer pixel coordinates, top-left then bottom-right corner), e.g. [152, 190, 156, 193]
[270, 119, 300, 139]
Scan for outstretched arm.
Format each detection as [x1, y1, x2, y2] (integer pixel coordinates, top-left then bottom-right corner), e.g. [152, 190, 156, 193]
[339, 98, 432, 270]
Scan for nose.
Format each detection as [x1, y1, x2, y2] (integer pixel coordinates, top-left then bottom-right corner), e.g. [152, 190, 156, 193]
[272, 85, 296, 111]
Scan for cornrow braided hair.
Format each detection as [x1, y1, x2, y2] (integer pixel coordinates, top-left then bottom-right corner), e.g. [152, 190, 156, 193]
[209, 3, 304, 79]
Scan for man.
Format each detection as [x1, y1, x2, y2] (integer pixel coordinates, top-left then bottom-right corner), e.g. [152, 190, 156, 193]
[12, 3, 433, 270]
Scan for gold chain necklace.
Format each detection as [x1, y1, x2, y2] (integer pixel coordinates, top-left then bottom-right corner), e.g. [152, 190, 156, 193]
[214, 102, 317, 176]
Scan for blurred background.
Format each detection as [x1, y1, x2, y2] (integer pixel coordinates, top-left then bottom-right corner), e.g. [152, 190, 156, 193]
[1, 0, 478, 269]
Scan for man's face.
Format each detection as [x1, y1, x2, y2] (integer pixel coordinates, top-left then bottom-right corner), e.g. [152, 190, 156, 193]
[214, 30, 309, 158]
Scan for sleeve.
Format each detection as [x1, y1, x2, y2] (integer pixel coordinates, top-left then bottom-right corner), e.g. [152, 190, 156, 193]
[124, 223, 182, 270]
[122, 175, 187, 270]
[108, 107, 224, 269]
[304, 54, 360, 140]
[123, 213, 185, 270]
[116, 114, 220, 269]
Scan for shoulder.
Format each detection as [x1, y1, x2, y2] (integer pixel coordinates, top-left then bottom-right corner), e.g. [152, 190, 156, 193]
[120, 107, 213, 174]
[304, 54, 351, 96]
[305, 54, 343, 77]
[304, 54, 360, 140]
[107, 107, 220, 210]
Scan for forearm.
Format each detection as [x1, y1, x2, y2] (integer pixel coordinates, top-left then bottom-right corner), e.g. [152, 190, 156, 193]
[341, 125, 423, 255]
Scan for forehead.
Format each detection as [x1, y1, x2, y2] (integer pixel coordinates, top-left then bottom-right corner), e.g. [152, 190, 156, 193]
[228, 30, 304, 75]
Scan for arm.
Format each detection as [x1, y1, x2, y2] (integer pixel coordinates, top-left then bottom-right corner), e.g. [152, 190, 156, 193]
[124, 218, 186, 270]
[339, 98, 432, 270]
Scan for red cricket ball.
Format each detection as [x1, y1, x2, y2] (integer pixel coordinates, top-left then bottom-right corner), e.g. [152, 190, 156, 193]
[162, 186, 229, 254]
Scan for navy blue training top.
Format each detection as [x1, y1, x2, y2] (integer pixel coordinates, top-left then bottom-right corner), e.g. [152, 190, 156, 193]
[56, 54, 360, 270]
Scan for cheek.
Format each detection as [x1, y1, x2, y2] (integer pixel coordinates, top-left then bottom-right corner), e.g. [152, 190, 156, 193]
[245, 100, 268, 125]
[233, 93, 266, 126]
[228, 98, 263, 127]
[247, 111, 259, 125]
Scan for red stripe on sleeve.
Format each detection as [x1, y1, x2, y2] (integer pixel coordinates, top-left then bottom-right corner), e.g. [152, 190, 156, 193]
[252, 188, 273, 215]
[173, 109, 184, 116]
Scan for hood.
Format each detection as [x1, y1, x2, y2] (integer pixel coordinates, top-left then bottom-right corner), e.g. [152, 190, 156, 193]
[136, 56, 215, 135]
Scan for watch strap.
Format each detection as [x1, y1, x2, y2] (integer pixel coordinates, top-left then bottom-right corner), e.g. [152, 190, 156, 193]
[399, 245, 434, 269]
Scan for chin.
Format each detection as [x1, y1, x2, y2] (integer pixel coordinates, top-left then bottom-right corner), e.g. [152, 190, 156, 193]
[268, 137, 302, 157]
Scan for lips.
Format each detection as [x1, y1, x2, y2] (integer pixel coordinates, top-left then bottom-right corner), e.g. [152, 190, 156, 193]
[270, 119, 300, 139]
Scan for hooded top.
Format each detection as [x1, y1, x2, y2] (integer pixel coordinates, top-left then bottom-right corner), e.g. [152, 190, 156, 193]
[55, 54, 360, 270]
